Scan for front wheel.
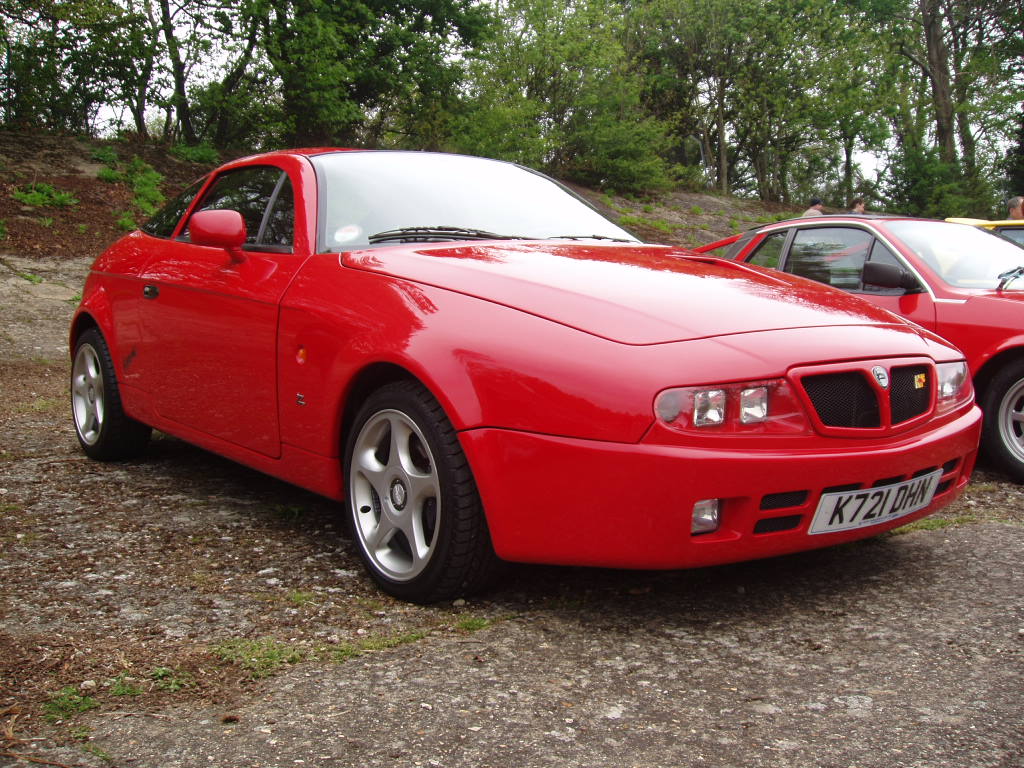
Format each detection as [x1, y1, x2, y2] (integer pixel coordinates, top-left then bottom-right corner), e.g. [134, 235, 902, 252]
[71, 328, 151, 461]
[344, 380, 500, 603]
[981, 360, 1024, 482]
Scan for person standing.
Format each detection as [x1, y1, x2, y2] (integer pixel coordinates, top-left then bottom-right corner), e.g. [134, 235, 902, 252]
[1008, 196, 1023, 220]
[802, 197, 824, 217]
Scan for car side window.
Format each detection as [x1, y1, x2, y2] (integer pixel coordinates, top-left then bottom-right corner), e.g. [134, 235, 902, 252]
[141, 177, 205, 239]
[184, 166, 294, 251]
[747, 232, 788, 268]
[785, 227, 873, 290]
[995, 227, 1024, 246]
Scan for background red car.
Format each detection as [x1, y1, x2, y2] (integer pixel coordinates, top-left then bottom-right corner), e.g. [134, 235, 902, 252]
[71, 154, 980, 601]
[701, 215, 1024, 481]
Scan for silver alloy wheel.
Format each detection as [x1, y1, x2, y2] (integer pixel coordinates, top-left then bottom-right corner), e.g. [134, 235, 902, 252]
[72, 342, 105, 446]
[997, 376, 1024, 464]
[350, 408, 441, 582]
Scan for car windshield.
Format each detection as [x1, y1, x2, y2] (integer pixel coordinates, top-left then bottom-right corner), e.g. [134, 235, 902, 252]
[884, 220, 1024, 289]
[311, 151, 638, 251]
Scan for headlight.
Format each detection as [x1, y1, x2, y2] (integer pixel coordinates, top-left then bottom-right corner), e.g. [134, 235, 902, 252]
[655, 379, 810, 435]
[935, 361, 972, 414]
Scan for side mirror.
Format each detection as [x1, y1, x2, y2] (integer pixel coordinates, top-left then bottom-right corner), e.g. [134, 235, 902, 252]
[862, 260, 920, 292]
[189, 209, 247, 261]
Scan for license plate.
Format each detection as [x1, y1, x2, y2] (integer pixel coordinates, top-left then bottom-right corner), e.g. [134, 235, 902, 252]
[809, 470, 943, 535]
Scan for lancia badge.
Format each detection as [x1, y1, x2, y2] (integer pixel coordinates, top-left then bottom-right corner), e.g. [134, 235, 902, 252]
[871, 366, 889, 389]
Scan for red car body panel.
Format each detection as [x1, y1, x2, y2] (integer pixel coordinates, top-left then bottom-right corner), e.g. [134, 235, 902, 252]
[72, 154, 983, 574]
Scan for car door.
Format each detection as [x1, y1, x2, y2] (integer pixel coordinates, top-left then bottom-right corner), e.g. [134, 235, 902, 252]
[136, 164, 304, 457]
[746, 225, 938, 332]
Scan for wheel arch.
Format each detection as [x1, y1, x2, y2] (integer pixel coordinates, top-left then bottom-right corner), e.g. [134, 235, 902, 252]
[973, 346, 1024, 402]
[338, 361, 424, 455]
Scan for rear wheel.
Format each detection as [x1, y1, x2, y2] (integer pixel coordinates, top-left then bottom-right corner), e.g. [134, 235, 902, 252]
[344, 380, 500, 602]
[71, 328, 151, 460]
[981, 360, 1024, 482]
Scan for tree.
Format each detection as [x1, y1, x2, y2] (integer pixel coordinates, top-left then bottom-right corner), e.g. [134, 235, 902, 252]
[249, 0, 490, 147]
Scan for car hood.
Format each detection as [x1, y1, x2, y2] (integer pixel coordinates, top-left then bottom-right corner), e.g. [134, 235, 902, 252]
[342, 241, 921, 345]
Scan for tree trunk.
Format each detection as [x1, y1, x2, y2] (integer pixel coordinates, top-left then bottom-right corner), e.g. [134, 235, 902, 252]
[158, 0, 196, 144]
[919, 0, 956, 164]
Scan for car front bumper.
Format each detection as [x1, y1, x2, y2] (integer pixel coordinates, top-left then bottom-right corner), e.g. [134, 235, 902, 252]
[462, 405, 981, 569]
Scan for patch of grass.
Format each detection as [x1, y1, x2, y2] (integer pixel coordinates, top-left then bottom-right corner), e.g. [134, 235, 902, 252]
[729, 217, 741, 232]
[689, 205, 703, 215]
[329, 630, 428, 663]
[149, 666, 192, 692]
[96, 166, 123, 183]
[77, 223, 88, 234]
[287, 589, 317, 606]
[30, 397, 60, 412]
[109, 674, 142, 696]
[37, 217, 54, 228]
[20, 272, 42, 284]
[0, 219, 6, 239]
[454, 616, 492, 632]
[68, 292, 82, 304]
[889, 515, 976, 535]
[642, 204, 654, 213]
[213, 637, 304, 679]
[81, 743, 113, 762]
[44, 686, 99, 721]
[170, 142, 220, 164]
[12, 182, 79, 207]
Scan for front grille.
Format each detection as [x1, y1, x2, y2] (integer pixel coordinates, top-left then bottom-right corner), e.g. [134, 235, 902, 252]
[760, 490, 809, 510]
[802, 372, 880, 428]
[891, 365, 931, 424]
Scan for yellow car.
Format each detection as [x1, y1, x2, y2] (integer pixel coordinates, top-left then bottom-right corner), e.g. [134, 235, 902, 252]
[946, 217, 1024, 246]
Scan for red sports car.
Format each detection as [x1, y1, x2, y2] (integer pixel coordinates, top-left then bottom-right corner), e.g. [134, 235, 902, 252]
[699, 215, 1024, 482]
[71, 151, 981, 602]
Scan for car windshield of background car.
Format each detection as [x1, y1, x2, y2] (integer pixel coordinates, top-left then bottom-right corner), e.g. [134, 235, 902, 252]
[311, 151, 639, 251]
[884, 220, 1024, 289]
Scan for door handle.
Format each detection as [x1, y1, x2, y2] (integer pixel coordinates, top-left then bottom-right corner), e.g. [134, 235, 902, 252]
[143, 284, 159, 299]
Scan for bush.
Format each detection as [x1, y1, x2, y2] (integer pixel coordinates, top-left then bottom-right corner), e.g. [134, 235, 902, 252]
[169, 142, 220, 165]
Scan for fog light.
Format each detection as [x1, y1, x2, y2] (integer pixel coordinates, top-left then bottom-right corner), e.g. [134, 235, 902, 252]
[740, 387, 768, 423]
[694, 389, 726, 426]
[692, 498, 721, 535]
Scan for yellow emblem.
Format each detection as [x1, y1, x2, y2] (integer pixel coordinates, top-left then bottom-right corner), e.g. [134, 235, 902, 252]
[914, 373, 927, 389]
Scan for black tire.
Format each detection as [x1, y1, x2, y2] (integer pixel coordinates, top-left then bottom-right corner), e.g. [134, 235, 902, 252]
[343, 380, 502, 603]
[980, 359, 1024, 483]
[71, 327, 151, 461]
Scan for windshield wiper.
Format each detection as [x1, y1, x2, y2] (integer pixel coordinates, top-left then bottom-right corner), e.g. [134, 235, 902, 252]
[367, 226, 525, 244]
[997, 265, 1024, 290]
[546, 234, 635, 243]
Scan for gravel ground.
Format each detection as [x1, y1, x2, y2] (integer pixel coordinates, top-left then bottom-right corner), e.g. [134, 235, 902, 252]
[1, 252, 1022, 768]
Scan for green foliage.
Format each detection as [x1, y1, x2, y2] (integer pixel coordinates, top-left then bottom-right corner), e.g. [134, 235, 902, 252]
[116, 212, 138, 231]
[0, 219, 6, 240]
[169, 143, 220, 164]
[882, 146, 998, 218]
[12, 183, 78, 207]
[689, 206, 703, 215]
[44, 687, 99, 721]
